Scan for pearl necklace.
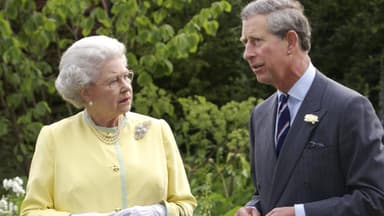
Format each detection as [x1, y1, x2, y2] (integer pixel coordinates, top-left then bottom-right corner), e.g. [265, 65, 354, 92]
[89, 123, 121, 145]
[84, 111, 126, 145]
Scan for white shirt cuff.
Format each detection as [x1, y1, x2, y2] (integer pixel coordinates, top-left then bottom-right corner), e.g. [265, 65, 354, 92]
[294, 204, 306, 216]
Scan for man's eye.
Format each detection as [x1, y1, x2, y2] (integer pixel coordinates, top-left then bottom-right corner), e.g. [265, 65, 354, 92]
[251, 38, 262, 45]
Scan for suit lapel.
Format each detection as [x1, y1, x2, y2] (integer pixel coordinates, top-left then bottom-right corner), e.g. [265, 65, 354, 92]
[268, 72, 328, 207]
[252, 93, 279, 204]
[260, 93, 279, 163]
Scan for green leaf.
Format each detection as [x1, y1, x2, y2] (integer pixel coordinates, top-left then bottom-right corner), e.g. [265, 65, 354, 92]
[4, 0, 18, 19]
[137, 71, 153, 86]
[155, 0, 164, 6]
[111, 0, 138, 17]
[152, 9, 168, 24]
[6, 93, 23, 109]
[2, 47, 15, 64]
[137, 30, 153, 43]
[32, 101, 51, 118]
[81, 17, 95, 36]
[0, 117, 9, 137]
[0, 17, 13, 37]
[91, 7, 111, 28]
[203, 20, 219, 36]
[186, 33, 200, 53]
[58, 38, 73, 49]
[155, 58, 173, 76]
[44, 18, 57, 32]
[127, 52, 139, 68]
[154, 42, 168, 58]
[212, 1, 232, 13]
[135, 15, 152, 28]
[139, 54, 157, 70]
[159, 24, 175, 41]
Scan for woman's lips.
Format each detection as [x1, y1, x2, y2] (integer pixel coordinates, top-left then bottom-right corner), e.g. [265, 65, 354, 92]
[119, 97, 130, 104]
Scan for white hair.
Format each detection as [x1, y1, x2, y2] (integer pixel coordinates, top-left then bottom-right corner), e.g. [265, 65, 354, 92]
[55, 35, 127, 108]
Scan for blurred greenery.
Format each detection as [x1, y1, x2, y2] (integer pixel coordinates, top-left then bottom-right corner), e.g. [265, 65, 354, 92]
[1, 0, 384, 215]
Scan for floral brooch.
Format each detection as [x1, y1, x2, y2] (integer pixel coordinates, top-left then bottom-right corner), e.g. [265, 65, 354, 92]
[304, 114, 319, 124]
[134, 120, 151, 140]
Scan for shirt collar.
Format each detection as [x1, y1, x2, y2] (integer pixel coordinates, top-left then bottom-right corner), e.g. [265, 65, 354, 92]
[278, 62, 316, 102]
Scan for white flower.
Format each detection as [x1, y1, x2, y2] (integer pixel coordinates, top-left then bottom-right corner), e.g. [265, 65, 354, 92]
[134, 120, 151, 140]
[13, 177, 23, 186]
[304, 114, 319, 124]
[3, 177, 25, 196]
[9, 201, 18, 213]
[3, 179, 11, 190]
[0, 197, 8, 209]
[0, 176, 26, 215]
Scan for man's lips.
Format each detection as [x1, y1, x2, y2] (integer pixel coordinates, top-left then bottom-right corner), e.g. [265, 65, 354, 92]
[251, 63, 264, 72]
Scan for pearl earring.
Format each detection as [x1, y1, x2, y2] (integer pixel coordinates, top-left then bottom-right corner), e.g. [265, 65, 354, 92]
[89, 101, 93, 106]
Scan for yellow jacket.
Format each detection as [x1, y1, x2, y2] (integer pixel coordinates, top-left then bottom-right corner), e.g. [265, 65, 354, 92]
[21, 111, 196, 216]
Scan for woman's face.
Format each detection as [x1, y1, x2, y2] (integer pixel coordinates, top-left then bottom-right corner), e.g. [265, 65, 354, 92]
[83, 57, 133, 125]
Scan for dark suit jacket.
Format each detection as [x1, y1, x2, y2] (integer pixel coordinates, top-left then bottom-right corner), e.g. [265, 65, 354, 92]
[246, 71, 384, 215]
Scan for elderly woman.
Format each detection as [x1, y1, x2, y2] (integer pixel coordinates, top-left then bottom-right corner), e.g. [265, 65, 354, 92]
[21, 35, 196, 216]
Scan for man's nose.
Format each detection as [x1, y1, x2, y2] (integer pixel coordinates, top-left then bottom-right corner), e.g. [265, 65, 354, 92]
[243, 43, 254, 60]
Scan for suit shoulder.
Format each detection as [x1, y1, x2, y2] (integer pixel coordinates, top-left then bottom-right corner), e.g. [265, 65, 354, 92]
[319, 73, 366, 104]
[324, 76, 361, 97]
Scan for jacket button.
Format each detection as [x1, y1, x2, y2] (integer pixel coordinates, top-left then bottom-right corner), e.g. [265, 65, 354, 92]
[112, 165, 120, 172]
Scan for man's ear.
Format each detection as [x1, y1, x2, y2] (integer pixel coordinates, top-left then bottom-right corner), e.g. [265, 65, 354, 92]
[286, 30, 299, 55]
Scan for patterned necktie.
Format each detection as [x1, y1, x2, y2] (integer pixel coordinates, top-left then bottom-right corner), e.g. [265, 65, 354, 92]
[276, 94, 290, 156]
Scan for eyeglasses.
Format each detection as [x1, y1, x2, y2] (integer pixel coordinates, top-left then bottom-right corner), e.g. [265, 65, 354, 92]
[94, 69, 134, 89]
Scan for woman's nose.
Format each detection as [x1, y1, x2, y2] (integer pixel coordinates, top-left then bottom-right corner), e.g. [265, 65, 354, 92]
[120, 79, 132, 93]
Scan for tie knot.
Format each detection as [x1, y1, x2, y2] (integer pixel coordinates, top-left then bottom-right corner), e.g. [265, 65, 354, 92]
[279, 94, 289, 103]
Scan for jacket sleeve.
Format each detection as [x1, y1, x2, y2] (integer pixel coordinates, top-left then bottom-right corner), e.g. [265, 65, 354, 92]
[304, 95, 384, 215]
[245, 109, 262, 213]
[21, 126, 70, 216]
[159, 120, 197, 216]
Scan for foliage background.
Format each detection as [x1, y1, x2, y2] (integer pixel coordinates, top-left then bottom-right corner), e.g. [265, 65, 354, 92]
[1, 0, 384, 215]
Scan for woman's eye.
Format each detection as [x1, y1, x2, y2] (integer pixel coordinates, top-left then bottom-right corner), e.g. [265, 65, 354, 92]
[123, 74, 130, 80]
[109, 79, 118, 85]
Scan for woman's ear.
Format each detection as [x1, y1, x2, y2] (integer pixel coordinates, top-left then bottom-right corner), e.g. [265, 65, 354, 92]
[286, 30, 299, 55]
[80, 87, 92, 105]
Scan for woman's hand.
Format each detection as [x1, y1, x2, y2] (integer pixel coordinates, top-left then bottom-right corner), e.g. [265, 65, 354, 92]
[71, 213, 114, 216]
[114, 204, 166, 216]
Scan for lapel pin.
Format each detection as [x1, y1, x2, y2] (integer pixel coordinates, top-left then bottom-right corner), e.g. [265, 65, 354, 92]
[304, 114, 319, 124]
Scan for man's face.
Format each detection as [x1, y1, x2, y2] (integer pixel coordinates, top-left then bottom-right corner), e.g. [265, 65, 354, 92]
[240, 14, 289, 87]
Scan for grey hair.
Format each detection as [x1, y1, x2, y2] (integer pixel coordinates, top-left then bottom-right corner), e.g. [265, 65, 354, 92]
[241, 0, 311, 51]
[55, 35, 127, 108]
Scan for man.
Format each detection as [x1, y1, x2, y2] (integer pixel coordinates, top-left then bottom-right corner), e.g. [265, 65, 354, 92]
[235, 0, 384, 216]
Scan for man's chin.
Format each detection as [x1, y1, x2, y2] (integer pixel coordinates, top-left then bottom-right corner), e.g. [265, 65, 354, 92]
[255, 75, 271, 85]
